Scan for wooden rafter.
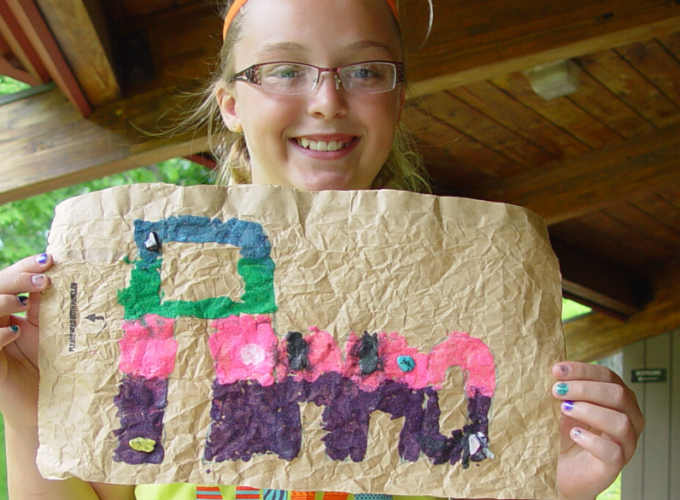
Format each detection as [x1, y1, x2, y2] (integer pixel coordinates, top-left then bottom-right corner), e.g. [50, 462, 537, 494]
[0, 87, 208, 204]
[0, 0, 49, 83]
[33, 0, 120, 106]
[2, 0, 91, 116]
[565, 256, 680, 362]
[551, 238, 646, 320]
[461, 122, 680, 225]
[406, 0, 680, 96]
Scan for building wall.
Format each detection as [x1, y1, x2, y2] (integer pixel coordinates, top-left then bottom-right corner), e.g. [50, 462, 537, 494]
[621, 328, 680, 500]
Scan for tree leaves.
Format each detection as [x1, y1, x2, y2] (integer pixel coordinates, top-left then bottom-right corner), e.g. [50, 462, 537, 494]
[0, 159, 215, 270]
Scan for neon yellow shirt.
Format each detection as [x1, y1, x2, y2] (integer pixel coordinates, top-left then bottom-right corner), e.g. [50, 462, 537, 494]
[135, 484, 439, 500]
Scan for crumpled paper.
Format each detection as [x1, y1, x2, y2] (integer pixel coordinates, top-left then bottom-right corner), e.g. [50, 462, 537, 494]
[38, 184, 563, 499]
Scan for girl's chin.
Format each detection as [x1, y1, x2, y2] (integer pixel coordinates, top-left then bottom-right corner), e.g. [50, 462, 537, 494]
[288, 170, 373, 192]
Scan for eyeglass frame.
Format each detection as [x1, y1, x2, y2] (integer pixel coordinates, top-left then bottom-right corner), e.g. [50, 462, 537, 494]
[230, 60, 405, 95]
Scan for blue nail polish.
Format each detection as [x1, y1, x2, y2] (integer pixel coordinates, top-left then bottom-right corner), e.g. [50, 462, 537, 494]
[36, 253, 48, 265]
[556, 382, 569, 396]
[9, 325, 19, 334]
[17, 295, 28, 306]
[562, 400, 575, 412]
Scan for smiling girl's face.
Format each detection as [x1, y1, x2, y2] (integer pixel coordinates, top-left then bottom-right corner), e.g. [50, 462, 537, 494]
[217, 0, 405, 191]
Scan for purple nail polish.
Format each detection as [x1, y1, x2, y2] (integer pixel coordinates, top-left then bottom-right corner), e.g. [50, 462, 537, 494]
[571, 427, 582, 438]
[558, 363, 570, 376]
[36, 253, 48, 265]
[562, 400, 575, 412]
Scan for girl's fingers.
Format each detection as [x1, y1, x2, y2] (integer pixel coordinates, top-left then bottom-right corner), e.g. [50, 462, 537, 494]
[0, 324, 21, 349]
[552, 362, 645, 437]
[560, 401, 637, 462]
[0, 253, 52, 276]
[0, 272, 51, 296]
[553, 379, 629, 412]
[553, 361, 623, 385]
[0, 294, 30, 317]
[569, 426, 626, 469]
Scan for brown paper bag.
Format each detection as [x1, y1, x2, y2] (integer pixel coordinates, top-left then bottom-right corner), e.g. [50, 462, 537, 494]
[38, 184, 563, 499]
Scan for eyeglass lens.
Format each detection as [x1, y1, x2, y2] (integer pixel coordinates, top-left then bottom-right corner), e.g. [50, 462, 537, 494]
[259, 62, 397, 94]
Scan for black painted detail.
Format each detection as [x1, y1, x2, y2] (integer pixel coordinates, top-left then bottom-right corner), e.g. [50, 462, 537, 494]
[359, 331, 382, 375]
[286, 331, 309, 371]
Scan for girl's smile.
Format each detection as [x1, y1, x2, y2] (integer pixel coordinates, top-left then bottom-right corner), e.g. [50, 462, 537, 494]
[291, 134, 359, 159]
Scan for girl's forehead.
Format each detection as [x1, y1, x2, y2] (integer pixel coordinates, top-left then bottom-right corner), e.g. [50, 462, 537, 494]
[234, 0, 401, 63]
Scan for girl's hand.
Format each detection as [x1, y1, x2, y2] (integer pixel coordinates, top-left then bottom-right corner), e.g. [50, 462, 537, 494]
[0, 254, 52, 428]
[552, 361, 644, 500]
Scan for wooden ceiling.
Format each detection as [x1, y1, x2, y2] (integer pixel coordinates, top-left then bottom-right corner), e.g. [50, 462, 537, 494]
[2, 0, 680, 362]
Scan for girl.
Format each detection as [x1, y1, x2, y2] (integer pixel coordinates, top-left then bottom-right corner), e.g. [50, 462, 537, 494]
[0, 0, 644, 499]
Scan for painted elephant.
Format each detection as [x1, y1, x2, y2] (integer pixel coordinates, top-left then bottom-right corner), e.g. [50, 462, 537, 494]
[113, 216, 496, 469]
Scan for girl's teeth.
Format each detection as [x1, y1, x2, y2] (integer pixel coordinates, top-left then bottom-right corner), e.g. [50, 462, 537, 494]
[297, 138, 350, 151]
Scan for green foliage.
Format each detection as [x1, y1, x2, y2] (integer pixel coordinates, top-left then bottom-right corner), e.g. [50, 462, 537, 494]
[0, 75, 31, 95]
[0, 159, 214, 270]
[562, 298, 592, 321]
[597, 473, 621, 500]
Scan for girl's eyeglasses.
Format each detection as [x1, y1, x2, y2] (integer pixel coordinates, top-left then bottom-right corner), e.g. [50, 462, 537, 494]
[231, 61, 404, 95]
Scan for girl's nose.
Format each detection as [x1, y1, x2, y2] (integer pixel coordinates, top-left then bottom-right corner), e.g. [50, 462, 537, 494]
[306, 72, 348, 119]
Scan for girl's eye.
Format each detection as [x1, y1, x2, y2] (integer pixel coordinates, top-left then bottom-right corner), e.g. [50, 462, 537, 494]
[350, 67, 376, 79]
[266, 65, 306, 79]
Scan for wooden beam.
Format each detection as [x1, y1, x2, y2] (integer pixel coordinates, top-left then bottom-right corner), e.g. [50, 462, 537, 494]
[551, 238, 644, 319]
[0, 87, 209, 204]
[405, 0, 680, 97]
[104, 1, 680, 100]
[460, 122, 680, 225]
[0, 0, 50, 82]
[111, 1, 222, 96]
[564, 256, 680, 362]
[3, 0, 91, 116]
[34, 0, 120, 106]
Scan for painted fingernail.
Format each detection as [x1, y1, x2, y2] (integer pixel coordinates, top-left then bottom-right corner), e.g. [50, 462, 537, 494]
[31, 274, 46, 287]
[35, 253, 48, 265]
[556, 382, 569, 396]
[562, 400, 575, 412]
[571, 427, 582, 438]
[9, 325, 19, 334]
[17, 295, 28, 306]
[558, 363, 570, 376]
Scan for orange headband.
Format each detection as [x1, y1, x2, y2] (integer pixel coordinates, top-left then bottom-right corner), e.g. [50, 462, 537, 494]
[223, 0, 399, 39]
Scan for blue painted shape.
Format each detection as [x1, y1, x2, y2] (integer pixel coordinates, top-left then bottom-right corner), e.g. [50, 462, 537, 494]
[397, 355, 415, 372]
[118, 215, 276, 319]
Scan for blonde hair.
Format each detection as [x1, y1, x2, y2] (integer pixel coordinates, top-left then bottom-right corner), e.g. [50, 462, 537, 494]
[185, 0, 430, 193]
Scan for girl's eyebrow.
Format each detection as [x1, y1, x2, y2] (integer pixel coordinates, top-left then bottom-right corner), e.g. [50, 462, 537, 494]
[254, 42, 308, 60]
[345, 40, 396, 58]
[253, 40, 396, 61]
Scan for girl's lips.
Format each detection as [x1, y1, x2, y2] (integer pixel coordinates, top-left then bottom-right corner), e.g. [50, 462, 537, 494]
[290, 136, 358, 159]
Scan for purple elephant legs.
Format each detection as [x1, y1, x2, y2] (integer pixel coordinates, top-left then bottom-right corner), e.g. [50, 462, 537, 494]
[204, 377, 305, 462]
[204, 372, 492, 467]
[113, 375, 167, 464]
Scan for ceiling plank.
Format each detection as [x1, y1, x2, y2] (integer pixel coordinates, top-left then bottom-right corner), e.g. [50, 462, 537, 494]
[551, 237, 644, 319]
[3, 0, 91, 116]
[407, 0, 680, 96]
[34, 0, 121, 106]
[107, 1, 680, 100]
[0, 0, 49, 82]
[460, 122, 680, 225]
[0, 87, 208, 204]
[564, 255, 680, 362]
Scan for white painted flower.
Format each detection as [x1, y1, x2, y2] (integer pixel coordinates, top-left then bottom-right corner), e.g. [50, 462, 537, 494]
[240, 343, 265, 365]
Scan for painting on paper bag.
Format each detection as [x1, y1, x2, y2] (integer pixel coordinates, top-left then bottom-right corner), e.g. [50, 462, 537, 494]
[38, 185, 564, 499]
